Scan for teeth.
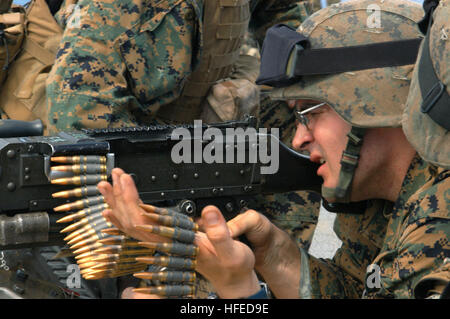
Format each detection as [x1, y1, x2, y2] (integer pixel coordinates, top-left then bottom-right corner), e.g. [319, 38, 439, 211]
[319, 159, 326, 164]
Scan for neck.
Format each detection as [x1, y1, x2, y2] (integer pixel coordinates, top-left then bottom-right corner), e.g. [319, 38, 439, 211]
[384, 148, 416, 202]
[351, 128, 417, 203]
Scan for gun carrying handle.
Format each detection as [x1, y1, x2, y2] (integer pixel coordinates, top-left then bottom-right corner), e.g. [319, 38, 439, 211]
[0, 119, 43, 137]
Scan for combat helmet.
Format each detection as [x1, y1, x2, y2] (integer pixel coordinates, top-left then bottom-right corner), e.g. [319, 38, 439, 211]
[403, 0, 449, 169]
[256, 0, 424, 202]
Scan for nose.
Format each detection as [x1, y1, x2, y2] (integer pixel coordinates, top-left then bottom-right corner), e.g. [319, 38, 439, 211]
[292, 122, 313, 152]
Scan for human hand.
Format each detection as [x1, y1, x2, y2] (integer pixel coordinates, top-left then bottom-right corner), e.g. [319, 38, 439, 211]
[226, 209, 302, 298]
[225, 210, 276, 271]
[97, 167, 169, 243]
[195, 206, 260, 298]
[98, 169, 260, 298]
[202, 78, 260, 123]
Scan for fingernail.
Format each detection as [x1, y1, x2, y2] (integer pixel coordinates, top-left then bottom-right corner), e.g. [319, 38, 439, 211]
[204, 211, 219, 226]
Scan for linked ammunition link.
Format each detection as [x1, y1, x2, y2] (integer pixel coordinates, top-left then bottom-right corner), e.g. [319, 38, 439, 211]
[50, 155, 199, 298]
[132, 204, 199, 298]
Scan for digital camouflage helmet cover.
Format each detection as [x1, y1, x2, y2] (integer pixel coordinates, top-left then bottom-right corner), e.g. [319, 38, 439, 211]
[403, 1, 449, 169]
[257, 0, 424, 202]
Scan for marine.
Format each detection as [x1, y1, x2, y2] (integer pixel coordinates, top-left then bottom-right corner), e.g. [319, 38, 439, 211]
[257, 0, 449, 298]
[97, 0, 450, 299]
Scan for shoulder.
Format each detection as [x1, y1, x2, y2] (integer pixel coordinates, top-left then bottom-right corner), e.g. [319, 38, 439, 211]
[404, 166, 450, 223]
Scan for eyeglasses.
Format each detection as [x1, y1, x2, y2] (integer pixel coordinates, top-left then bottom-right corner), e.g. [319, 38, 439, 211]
[294, 102, 327, 129]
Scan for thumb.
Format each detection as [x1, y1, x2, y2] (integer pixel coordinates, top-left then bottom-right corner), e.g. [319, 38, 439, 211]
[201, 206, 235, 259]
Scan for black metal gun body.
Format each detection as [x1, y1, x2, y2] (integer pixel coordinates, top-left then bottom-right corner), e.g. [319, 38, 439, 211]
[0, 118, 322, 249]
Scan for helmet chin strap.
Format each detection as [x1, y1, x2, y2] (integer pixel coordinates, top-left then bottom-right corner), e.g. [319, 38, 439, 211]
[321, 127, 366, 203]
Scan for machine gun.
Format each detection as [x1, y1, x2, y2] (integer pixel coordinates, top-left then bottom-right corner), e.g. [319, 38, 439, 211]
[0, 116, 322, 250]
[0, 116, 323, 298]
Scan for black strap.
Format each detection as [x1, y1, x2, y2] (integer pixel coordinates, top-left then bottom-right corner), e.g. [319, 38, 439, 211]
[256, 24, 309, 87]
[418, 0, 440, 34]
[418, 25, 450, 130]
[322, 199, 368, 214]
[292, 38, 422, 76]
[256, 24, 422, 87]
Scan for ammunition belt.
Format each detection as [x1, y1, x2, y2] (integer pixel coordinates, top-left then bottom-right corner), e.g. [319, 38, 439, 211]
[50, 154, 199, 298]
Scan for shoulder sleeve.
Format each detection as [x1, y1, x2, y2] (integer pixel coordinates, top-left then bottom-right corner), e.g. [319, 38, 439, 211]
[46, 0, 198, 132]
[46, 0, 137, 132]
[367, 174, 450, 298]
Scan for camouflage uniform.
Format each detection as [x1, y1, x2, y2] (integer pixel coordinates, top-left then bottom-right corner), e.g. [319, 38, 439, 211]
[305, 199, 390, 297]
[414, 258, 450, 299]
[46, 0, 312, 131]
[305, 156, 449, 298]
[265, 0, 450, 298]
